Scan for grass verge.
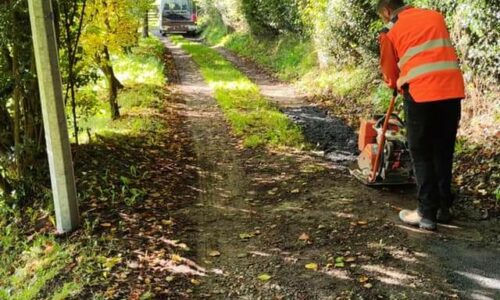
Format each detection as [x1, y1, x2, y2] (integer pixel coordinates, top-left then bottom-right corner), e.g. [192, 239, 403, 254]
[201, 21, 385, 121]
[0, 36, 172, 299]
[203, 20, 316, 82]
[170, 35, 304, 149]
[71, 37, 167, 142]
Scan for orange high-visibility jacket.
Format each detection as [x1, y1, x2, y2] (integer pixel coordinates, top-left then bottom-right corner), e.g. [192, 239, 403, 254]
[379, 6, 465, 102]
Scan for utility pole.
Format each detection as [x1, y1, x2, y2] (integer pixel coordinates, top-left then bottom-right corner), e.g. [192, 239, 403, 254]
[28, 0, 80, 233]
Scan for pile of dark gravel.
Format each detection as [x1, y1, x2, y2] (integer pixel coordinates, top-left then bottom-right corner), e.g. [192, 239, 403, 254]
[283, 106, 359, 163]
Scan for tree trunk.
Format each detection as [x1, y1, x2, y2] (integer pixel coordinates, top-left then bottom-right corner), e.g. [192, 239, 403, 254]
[0, 47, 14, 154]
[11, 44, 22, 175]
[28, 52, 44, 152]
[143, 12, 149, 38]
[97, 46, 123, 120]
[61, 0, 88, 145]
[106, 72, 120, 120]
[0, 104, 13, 155]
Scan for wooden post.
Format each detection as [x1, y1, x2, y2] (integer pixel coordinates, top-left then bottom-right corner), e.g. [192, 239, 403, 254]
[28, 0, 80, 233]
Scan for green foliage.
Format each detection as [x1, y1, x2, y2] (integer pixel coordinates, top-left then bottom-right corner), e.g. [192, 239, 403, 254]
[300, 67, 376, 99]
[220, 32, 316, 80]
[51, 281, 82, 300]
[197, 0, 247, 32]
[6, 238, 71, 300]
[198, 7, 234, 45]
[81, 0, 151, 56]
[371, 85, 395, 114]
[77, 37, 166, 142]
[80, 0, 155, 119]
[302, 0, 381, 68]
[0, 1, 45, 196]
[202, 12, 315, 81]
[0, 201, 21, 279]
[171, 36, 304, 148]
[240, 0, 305, 36]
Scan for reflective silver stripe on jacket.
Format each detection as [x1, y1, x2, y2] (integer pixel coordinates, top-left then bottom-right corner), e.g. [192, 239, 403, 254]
[398, 39, 454, 69]
[398, 61, 460, 87]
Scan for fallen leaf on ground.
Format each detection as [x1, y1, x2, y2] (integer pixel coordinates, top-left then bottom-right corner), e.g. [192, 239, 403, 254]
[239, 233, 254, 240]
[171, 254, 183, 263]
[191, 279, 201, 285]
[166, 276, 175, 282]
[358, 275, 369, 283]
[258, 274, 272, 282]
[162, 219, 174, 226]
[209, 250, 221, 257]
[357, 220, 368, 225]
[305, 263, 318, 271]
[43, 242, 54, 254]
[363, 283, 373, 289]
[268, 188, 279, 195]
[291, 189, 300, 194]
[298, 233, 310, 241]
[335, 257, 345, 268]
[345, 257, 357, 263]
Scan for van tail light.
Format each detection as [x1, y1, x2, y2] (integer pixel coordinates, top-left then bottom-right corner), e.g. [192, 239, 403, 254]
[191, 13, 197, 23]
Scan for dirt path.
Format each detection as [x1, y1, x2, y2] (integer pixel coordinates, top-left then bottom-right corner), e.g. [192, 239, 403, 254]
[161, 37, 500, 299]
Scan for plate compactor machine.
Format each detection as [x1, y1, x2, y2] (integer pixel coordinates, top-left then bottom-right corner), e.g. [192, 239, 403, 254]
[350, 91, 415, 186]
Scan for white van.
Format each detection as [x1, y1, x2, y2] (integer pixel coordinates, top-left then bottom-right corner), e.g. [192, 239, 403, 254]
[159, 0, 198, 36]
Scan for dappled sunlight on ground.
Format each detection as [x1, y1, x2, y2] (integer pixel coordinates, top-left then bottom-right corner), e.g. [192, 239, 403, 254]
[361, 264, 417, 287]
[455, 271, 500, 290]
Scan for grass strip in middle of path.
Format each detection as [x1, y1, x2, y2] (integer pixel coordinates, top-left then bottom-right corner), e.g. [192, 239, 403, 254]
[170, 36, 304, 149]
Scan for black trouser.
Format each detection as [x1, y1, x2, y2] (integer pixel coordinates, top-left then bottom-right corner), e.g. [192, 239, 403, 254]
[403, 89, 461, 221]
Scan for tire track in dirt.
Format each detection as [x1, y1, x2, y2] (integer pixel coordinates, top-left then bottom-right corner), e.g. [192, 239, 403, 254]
[162, 37, 269, 296]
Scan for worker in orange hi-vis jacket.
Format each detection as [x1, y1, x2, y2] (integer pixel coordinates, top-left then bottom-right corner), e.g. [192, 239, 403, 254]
[377, 0, 465, 230]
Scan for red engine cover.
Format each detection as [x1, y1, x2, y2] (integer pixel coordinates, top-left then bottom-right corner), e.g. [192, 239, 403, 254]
[358, 119, 377, 152]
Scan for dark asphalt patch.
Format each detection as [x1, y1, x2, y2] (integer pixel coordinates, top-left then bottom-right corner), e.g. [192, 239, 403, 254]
[282, 106, 359, 163]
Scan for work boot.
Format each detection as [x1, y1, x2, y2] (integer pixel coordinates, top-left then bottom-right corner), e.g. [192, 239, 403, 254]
[437, 208, 452, 224]
[399, 209, 437, 231]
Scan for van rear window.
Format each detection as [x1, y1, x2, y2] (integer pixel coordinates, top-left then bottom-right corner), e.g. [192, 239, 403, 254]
[163, 0, 193, 12]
